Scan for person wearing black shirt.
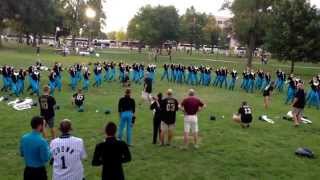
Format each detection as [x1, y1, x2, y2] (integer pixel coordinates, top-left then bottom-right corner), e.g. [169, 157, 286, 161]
[92, 122, 131, 180]
[72, 89, 85, 112]
[160, 89, 178, 146]
[142, 73, 152, 102]
[39, 86, 56, 139]
[150, 93, 163, 144]
[233, 101, 253, 128]
[263, 81, 275, 110]
[292, 83, 306, 126]
[118, 89, 136, 146]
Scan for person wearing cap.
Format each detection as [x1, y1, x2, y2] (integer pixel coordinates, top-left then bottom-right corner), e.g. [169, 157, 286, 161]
[292, 82, 306, 126]
[180, 89, 205, 149]
[118, 88, 136, 146]
[50, 119, 87, 180]
[160, 89, 179, 146]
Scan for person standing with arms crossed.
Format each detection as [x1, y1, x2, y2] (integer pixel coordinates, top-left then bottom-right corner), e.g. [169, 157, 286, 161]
[20, 116, 51, 180]
[292, 82, 306, 126]
[39, 85, 57, 139]
[180, 89, 206, 149]
[118, 88, 136, 146]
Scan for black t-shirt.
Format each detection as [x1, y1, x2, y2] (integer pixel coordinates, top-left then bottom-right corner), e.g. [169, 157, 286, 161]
[293, 89, 306, 108]
[238, 105, 252, 123]
[144, 77, 152, 93]
[73, 93, 85, 106]
[160, 97, 179, 124]
[39, 95, 56, 120]
[118, 96, 135, 113]
[150, 100, 162, 120]
[263, 85, 274, 96]
[92, 137, 131, 180]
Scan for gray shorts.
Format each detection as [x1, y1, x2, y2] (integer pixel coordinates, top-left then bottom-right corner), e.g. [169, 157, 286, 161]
[292, 108, 304, 117]
[161, 121, 175, 132]
[45, 117, 55, 128]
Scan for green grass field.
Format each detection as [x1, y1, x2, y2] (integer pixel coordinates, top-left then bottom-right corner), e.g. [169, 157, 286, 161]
[0, 44, 319, 180]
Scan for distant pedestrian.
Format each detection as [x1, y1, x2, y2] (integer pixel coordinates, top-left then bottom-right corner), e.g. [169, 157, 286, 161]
[92, 122, 131, 180]
[20, 116, 51, 180]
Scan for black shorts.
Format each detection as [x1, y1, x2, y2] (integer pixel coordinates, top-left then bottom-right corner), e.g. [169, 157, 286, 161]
[24, 166, 47, 180]
[263, 92, 270, 97]
[241, 116, 252, 124]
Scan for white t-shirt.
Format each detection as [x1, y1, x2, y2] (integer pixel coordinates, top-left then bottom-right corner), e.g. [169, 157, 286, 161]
[50, 136, 87, 180]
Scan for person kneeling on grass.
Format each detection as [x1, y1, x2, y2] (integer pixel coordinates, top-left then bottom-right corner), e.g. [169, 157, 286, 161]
[72, 89, 85, 112]
[233, 101, 253, 128]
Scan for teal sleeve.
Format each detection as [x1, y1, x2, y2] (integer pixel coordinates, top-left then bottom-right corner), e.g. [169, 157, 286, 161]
[20, 138, 24, 157]
[40, 140, 51, 163]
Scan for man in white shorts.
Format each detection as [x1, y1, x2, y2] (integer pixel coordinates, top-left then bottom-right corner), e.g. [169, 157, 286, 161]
[180, 89, 206, 149]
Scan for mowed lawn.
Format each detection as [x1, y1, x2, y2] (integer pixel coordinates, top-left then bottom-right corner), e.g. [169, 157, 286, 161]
[0, 44, 319, 180]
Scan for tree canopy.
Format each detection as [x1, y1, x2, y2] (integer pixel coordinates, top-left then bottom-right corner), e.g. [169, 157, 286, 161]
[264, 0, 320, 72]
[127, 5, 180, 47]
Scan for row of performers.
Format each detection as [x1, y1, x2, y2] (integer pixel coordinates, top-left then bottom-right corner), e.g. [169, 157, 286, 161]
[0, 62, 157, 96]
[1, 63, 319, 109]
[161, 64, 281, 92]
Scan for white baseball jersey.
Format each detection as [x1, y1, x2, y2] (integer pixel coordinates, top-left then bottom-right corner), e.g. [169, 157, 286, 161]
[50, 136, 87, 180]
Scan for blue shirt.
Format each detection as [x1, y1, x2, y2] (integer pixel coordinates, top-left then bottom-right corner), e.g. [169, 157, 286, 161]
[20, 131, 51, 167]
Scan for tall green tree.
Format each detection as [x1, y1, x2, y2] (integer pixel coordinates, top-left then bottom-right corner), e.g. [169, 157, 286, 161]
[127, 5, 180, 47]
[202, 15, 222, 52]
[224, 0, 273, 68]
[179, 6, 208, 54]
[58, 0, 86, 46]
[264, 0, 320, 73]
[85, 0, 106, 38]
[18, 0, 57, 46]
[107, 31, 116, 40]
[0, 0, 20, 47]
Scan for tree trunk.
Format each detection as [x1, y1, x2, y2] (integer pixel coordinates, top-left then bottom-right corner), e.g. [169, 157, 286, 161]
[72, 34, 76, 49]
[247, 33, 255, 69]
[290, 60, 295, 73]
[39, 34, 43, 44]
[0, 34, 2, 48]
[26, 32, 30, 45]
[18, 33, 23, 43]
[32, 33, 37, 47]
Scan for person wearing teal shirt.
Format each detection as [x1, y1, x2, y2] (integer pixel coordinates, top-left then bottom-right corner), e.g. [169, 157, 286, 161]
[20, 116, 51, 180]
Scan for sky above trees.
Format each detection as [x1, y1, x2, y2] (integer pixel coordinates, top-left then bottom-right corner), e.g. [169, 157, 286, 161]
[104, 0, 320, 33]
